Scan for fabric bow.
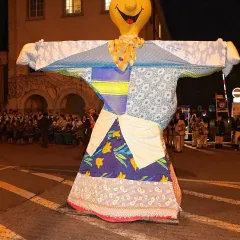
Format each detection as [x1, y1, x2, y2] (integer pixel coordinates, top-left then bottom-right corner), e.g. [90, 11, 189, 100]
[108, 36, 145, 72]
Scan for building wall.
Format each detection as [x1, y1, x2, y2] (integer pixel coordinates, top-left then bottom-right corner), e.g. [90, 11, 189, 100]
[7, 0, 169, 114]
[0, 52, 7, 65]
[0, 51, 8, 110]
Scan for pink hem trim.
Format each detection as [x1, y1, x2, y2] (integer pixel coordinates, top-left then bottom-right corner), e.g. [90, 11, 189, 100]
[67, 200, 173, 223]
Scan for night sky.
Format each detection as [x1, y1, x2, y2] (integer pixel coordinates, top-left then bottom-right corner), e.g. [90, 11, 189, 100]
[0, 0, 239, 109]
[161, 0, 240, 109]
[0, 0, 8, 51]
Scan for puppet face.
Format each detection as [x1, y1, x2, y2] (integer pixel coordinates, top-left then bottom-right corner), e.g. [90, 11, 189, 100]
[109, 0, 152, 36]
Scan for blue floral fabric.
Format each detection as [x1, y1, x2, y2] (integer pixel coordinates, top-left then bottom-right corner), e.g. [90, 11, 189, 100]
[126, 67, 181, 129]
[80, 119, 172, 182]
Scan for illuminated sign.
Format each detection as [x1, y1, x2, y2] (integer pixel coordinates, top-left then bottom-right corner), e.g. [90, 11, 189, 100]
[232, 88, 240, 103]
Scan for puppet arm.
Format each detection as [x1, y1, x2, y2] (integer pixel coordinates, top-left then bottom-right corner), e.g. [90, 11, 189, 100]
[180, 41, 240, 78]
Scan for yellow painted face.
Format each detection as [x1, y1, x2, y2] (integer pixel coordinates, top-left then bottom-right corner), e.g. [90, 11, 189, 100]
[109, 0, 152, 36]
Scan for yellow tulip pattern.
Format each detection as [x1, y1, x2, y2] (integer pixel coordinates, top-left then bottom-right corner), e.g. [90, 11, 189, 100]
[112, 131, 121, 138]
[81, 120, 171, 183]
[130, 158, 137, 171]
[102, 142, 112, 154]
[96, 158, 104, 169]
[117, 172, 126, 179]
[107, 130, 121, 140]
[160, 175, 169, 182]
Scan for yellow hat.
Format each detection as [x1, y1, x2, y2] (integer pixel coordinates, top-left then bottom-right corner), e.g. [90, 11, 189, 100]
[109, 0, 152, 36]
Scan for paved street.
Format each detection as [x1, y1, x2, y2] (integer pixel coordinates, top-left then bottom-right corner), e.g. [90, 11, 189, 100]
[0, 143, 239, 240]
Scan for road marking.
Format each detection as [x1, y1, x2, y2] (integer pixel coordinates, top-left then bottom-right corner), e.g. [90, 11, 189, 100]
[0, 165, 78, 173]
[62, 180, 74, 186]
[184, 145, 214, 155]
[0, 181, 60, 210]
[212, 183, 240, 189]
[179, 178, 240, 189]
[31, 196, 60, 210]
[1, 178, 240, 238]
[183, 190, 240, 205]
[31, 173, 64, 182]
[182, 212, 240, 233]
[0, 166, 14, 171]
[0, 224, 26, 240]
[63, 213, 160, 240]
[0, 180, 157, 240]
[0, 181, 35, 199]
[22, 167, 77, 173]
[179, 178, 240, 185]
[19, 169, 74, 186]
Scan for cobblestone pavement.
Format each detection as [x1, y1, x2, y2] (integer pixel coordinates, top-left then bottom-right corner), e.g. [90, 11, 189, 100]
[0, 143, 240, 240]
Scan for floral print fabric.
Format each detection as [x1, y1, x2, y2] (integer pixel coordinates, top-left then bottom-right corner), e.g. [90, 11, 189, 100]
[126, 67, 181, 129]
[80, 119, 172, 183]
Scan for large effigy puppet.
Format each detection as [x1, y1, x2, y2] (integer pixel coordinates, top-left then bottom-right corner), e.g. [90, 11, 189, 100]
[17, 0, 240, 223]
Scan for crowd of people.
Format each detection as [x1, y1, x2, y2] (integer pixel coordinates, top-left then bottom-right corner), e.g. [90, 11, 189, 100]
[0, 109, 98, 148]
[164, 110, 240, 152]
[1, 108, 240, 152]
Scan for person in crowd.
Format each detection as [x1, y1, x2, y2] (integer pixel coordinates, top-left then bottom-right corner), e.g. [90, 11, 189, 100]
[0, 120, 4, 143]
[6, 118, 14, 143]
[215, 114, 225, 149]
[191, 115, 200, 147]
[25, 120, 35, 144]
[166, 119, 174, 147]
[197, 117, 209, 149]
[172, 112, 180, 147]
[64, 122, 74, 145]
[38, 112, 51, 148]
[72, 117, 82, 145]
[232, 115, 240, 151]
[89, 109, 98, 129]
[82, 112, 92, 151]
[15, 118, 25, 144]
[174, 115, 186, 152]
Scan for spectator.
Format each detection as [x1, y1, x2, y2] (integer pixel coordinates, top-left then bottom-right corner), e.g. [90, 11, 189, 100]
[38, 112, 51, 148]
[215, 114, 225, 149]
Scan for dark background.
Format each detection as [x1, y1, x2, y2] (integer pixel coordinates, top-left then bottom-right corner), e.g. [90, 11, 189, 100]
[0, 0, 8, 51]
[161, 0, 240, 109]
[0, 0, 239, 110]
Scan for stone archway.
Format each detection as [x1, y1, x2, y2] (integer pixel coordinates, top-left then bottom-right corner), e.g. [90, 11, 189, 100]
[24, 95, 48, 113]
[60, 94, 85, 115]
[19, 90, 54, 113]
[55, 88, 88, 115]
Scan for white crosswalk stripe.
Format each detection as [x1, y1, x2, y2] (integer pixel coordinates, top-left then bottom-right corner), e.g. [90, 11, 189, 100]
[182, 212, 240, 233]
[0, 166, 240, 238]
[0, 181, 35, 199]
[0, 224, 26, 240]
[183, 189, 240, 205]
[179, 178, 240, 189]
[184, 145, 215, 155]
[0, 166, 14, 171]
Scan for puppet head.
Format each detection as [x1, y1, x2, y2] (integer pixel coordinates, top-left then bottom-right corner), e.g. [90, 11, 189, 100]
[109, 0, 152, 36]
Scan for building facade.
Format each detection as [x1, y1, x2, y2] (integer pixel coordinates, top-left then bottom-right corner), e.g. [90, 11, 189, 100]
[0, 52, 8, 111]
[7, 0, 170, 115]
[0, 0, 8, 111]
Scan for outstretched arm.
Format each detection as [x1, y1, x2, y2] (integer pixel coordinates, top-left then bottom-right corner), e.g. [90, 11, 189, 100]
[180, 41, 240, 78]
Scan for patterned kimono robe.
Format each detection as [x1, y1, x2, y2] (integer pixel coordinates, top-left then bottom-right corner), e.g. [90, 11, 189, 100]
[17, 39, 237, 222]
